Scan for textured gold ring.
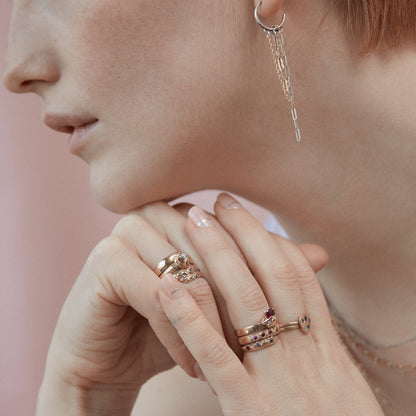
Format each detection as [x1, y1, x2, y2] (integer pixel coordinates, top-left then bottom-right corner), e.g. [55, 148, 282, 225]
[240, 335, 279, 352]
[153, 251, 202, 284]
[238, 324, 280, 346]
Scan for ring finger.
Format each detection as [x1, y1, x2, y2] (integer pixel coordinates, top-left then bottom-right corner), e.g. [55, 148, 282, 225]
[213, 194, 310, 349]
[184, 206, 285, 362]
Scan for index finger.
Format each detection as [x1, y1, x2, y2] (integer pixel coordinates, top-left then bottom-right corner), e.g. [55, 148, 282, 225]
[158, 273, 253, 402]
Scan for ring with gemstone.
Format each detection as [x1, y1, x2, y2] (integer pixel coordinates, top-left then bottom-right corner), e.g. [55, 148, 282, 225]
[238, 324, 280, 346]
[279, 314, 311, 334]
[235, 308, 278, 337]
[153, 251, 202, 284]
[240, 334, 279, 352]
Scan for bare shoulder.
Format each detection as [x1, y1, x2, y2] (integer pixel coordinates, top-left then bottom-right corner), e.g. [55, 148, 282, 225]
[132, 366, 222, 416]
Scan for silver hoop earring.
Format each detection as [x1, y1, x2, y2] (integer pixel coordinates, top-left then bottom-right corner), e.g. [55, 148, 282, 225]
[255, 1, 301, 143]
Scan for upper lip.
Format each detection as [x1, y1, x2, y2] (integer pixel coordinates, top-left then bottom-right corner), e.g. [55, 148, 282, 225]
[43, 113, 98, 134]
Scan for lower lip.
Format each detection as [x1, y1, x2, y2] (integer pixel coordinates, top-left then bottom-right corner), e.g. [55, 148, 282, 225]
[68, 120, 99, 154]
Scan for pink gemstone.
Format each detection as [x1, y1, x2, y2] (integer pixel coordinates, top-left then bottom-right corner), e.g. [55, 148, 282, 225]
[261, 332, 265, 337]
[246, 346, 251, 351]
[265, 308, 275, 319]
[254, 336, 258, 340]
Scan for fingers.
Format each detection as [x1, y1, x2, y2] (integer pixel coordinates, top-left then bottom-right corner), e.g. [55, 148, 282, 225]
[110, 214, 223, 378]
[79, 235, 197, 378]
[185, 193, 332, 355]
[212, 194, 307, 342]
[132, 202, 246, 356]
[271, 235, 335, 342]
[158, 274, 252, 401]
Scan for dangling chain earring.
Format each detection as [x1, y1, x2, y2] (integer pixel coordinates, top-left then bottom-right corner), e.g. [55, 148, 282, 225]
[254, 1, 301, 143]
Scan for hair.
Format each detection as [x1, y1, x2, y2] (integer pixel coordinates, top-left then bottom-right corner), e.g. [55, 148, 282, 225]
[332, 0, 416, 53]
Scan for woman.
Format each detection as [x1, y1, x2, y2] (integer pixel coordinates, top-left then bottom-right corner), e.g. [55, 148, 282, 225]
[3, 0, 415, 414]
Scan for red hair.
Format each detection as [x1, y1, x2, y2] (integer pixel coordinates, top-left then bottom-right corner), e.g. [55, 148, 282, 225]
[332, 0, 416, 52]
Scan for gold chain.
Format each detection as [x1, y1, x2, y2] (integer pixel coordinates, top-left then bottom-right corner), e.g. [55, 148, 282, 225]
[264, 28, 302, 142]
[330, 309, 416, 415]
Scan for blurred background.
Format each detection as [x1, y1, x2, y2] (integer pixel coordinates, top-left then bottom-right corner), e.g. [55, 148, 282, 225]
[0, 3, 286, 414]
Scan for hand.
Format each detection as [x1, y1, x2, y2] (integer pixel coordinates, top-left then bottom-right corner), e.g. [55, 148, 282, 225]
[37, 198, 328, 415]
[158, 193, 385, 416]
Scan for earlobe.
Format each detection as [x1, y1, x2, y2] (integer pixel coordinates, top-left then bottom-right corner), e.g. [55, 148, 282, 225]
[254, 0, 284, 19]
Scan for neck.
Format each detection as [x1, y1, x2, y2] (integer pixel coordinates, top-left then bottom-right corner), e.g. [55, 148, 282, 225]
[225, 4, 416, 347]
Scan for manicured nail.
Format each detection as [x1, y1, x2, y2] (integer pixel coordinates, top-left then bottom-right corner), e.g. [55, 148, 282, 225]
[193, 363, 206, 381]
[217, 193, 242, 210]
[160, 274, 183, 298]
[188, 206, 213, 228]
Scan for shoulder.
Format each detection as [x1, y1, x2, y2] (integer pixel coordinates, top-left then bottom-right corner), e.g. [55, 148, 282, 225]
[133, 366, 222, 416]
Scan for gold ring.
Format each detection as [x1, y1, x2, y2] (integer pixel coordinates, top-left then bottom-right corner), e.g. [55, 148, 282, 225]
[238, 324, 280, 346]
[279, 314, 311, 334]
[240, 334, 279, 352]
[235, 308, 277, 337]
[153, 251, 202, 284]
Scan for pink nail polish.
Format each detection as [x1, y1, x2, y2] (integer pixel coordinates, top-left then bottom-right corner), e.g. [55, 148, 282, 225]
[217, 193, 242, 209]
[188, 206, 213, 228]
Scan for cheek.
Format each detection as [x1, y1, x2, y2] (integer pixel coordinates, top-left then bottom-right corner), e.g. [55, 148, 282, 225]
[63, 2, 252, 210]
[69, 1, 159, 99]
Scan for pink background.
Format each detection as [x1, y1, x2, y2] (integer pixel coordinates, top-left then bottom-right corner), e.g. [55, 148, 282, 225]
[0, 3, 270, 414]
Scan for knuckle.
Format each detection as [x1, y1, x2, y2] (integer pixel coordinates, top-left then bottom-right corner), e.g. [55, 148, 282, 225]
[187, 279, 215, 308]
[174, 307, 202, 330]
[269, 260, 298, 289]
[111, 214, 149, 237]
[295, 266, 317, 288]
[207, 239, 236, 261]
[88, 236, 127, 266]
[198, 336, 233, 368]
[236, 282, 267, 313]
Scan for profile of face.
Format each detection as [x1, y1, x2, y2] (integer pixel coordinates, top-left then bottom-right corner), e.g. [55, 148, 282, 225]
[4, 0, 273, 213]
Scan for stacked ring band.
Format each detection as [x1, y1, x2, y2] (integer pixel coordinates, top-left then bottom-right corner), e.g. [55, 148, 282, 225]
[153, 251, 202, 283]
[235, 309, 312, 353]
[235, 308, 279, 352]
[235, 308, 278, 337]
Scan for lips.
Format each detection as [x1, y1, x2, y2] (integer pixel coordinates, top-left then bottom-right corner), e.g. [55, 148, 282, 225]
[43, 113, 98, 134]
[68, 119, 99, 154]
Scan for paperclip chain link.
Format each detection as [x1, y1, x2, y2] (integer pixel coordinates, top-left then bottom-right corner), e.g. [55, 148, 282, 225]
[265, 28, 302, 143]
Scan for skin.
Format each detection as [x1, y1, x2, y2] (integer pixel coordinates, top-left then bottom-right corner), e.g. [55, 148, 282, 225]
[3, 0, 416, 413]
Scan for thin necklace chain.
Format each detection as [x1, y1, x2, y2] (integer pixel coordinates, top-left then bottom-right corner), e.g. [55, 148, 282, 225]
[265, 28, 302, 143]
[330, 309, 416, 416]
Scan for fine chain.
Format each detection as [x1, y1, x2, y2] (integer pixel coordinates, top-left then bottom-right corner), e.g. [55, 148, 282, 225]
[265, 28, 302, 143]
[329, 308, 416, 416]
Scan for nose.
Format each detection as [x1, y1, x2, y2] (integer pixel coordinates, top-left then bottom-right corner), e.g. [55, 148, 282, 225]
[3, 52, 60, 94]
[2, 7, 60, 94]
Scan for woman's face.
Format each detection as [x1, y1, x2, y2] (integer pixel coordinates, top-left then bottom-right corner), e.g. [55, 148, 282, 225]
[4, 1, 260, 212]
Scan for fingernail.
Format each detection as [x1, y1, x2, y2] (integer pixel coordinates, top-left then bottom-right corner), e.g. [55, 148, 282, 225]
[160, 274, 183, 298]
[188, 206, 213, 228]
[217, 193, 242, 210]
[193, 363, 206, 381]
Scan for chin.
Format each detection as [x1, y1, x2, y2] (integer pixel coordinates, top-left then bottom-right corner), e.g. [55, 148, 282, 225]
[88, 165, 190, 214]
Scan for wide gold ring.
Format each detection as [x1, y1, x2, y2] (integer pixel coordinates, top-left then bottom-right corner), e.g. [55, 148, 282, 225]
[153, 251, 202, 284]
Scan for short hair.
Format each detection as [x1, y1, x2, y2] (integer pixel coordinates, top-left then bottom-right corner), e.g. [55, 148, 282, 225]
[332, 0, 416, 53]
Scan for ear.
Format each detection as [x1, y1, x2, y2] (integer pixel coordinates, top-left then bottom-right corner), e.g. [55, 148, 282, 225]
[254, 0, 284, 19]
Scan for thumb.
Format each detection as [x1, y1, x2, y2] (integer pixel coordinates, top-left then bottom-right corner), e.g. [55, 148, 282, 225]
[297, 243, 329, 273]
[269, 233, 329, 273]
